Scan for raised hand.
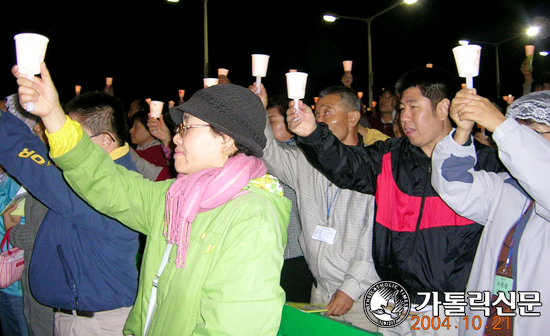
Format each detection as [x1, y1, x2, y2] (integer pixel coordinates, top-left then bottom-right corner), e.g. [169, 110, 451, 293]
[147, 114, 172, 147]
[13, 62, 66, 133]
[286, 100, 316, 137]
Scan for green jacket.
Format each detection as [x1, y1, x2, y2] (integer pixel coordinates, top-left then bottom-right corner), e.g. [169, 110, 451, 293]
[54, 135, 291, 336]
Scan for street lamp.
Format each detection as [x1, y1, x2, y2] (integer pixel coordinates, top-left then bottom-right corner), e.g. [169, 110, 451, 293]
[460, 29, 539, 98]
[324, 0, 417, 108]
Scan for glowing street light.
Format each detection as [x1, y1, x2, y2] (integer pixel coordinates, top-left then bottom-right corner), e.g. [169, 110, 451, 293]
[527, 26, 540, 36]
[323, 0, 417, 108]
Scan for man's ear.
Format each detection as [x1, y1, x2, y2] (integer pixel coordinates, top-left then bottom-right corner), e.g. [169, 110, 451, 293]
[347, 110, 361, 128]
[101, 133, 113, 148]
[436, 98, 450, 121]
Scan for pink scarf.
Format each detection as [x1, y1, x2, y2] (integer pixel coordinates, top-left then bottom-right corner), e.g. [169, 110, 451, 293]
[164, 154, 267, 268]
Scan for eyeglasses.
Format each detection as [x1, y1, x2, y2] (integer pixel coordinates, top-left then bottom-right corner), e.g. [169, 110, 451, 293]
[534, 130, 550, 135]
[90, 132, 116, 143]
[175, 122, 211, 137]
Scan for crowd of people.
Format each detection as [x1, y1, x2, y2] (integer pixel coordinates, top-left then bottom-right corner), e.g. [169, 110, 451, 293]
[0, 50, 549, 336]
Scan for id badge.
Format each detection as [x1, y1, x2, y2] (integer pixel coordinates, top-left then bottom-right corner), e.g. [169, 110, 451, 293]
[312, 225, 337, 245]
[493, 275, 514, 300]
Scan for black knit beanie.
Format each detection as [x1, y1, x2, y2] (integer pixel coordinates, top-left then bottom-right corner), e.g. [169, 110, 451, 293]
[169, 84, 267, 157]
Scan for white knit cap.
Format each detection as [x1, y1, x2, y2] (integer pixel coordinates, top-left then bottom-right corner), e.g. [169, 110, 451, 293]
[506, 91, 550, 127]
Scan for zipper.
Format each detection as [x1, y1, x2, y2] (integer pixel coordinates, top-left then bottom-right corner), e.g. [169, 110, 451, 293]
[406, 166, 431, 272]
[57, 245, 80, 310]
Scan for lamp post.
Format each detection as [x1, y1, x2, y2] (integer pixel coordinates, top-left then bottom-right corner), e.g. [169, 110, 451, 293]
[203, 0, 209, 77]
[324, 0, 417, 108]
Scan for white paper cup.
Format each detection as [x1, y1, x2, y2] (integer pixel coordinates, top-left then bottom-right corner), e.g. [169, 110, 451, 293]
[75, 85, 81, 95]
[106, 77, 113, 85]
[178, 90, 185, 98]
[218, 68, 229, 76]
[168, 101, 175, 108]
[452, 45, 482, 77]
[149, 100, 164, 118]
[357, 92, 363, 99]
[343, 60, 353, 72]
[286, 72, 308, 99]
[426, 63, 433, 68]
[203, 78, 219, 87]
[14, 33, 49, 75]
[252, 54, 270, 77]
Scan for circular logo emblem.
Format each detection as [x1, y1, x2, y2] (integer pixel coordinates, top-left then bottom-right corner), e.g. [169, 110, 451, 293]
[363, 281, 411, 328]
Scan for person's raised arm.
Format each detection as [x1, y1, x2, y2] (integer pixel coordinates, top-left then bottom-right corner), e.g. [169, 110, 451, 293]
[248, 82, 301, 189]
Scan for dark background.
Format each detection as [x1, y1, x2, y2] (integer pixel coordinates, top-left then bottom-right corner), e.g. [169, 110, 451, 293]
[2, 0, 549, 109]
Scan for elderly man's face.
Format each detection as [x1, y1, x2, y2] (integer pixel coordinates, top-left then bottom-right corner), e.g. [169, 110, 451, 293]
[314, 94, 353, 142]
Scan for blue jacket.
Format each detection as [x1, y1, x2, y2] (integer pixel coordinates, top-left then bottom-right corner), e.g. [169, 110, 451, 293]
[0, 111, 138, 311]
[0, 174, 25, 297]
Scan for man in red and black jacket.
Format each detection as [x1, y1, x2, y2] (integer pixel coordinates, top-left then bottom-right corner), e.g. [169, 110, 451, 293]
[288, 67, 505, 333]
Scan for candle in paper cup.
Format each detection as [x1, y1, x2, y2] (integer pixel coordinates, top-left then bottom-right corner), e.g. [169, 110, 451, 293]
[525, 45, 535, 72]
[286, 72, 308, 113]
[203, 78, 219, 87]
[252, 54, 270, 77]
[252, 54, 270, 93]
[75, 85, 81, 96]
[314, 97, 319, 103]
[452, 44, 481, 89]
[14, 33, 50, 112]
[343, 60, 353, 72]
[357, 92, 363, 99]
[149, 101, 164, 119]
[426, 63, 433, 68]
[168, 101, 175, 109]
[461, 83, 466, 89]
[218, 68, 229, 76]
[14, 33, 49, 75]
[106, 77, 113, 85]
[145, 98, 152, 105]
[178, 90, 185, 98]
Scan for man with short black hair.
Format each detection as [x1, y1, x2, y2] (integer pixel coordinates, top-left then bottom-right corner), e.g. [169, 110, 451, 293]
[288, 67, 504, 335]
[0, 91, 140, 336]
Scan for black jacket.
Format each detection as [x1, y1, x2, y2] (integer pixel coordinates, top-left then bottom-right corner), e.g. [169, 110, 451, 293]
[297, 123, 504, 304]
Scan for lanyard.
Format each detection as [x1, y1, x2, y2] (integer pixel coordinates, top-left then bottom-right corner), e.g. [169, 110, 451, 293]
[326, 180, 341, 221]
[502, 198, 533, 275]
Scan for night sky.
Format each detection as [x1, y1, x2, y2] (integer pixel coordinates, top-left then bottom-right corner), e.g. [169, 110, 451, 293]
[2, 0, 549, 110]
